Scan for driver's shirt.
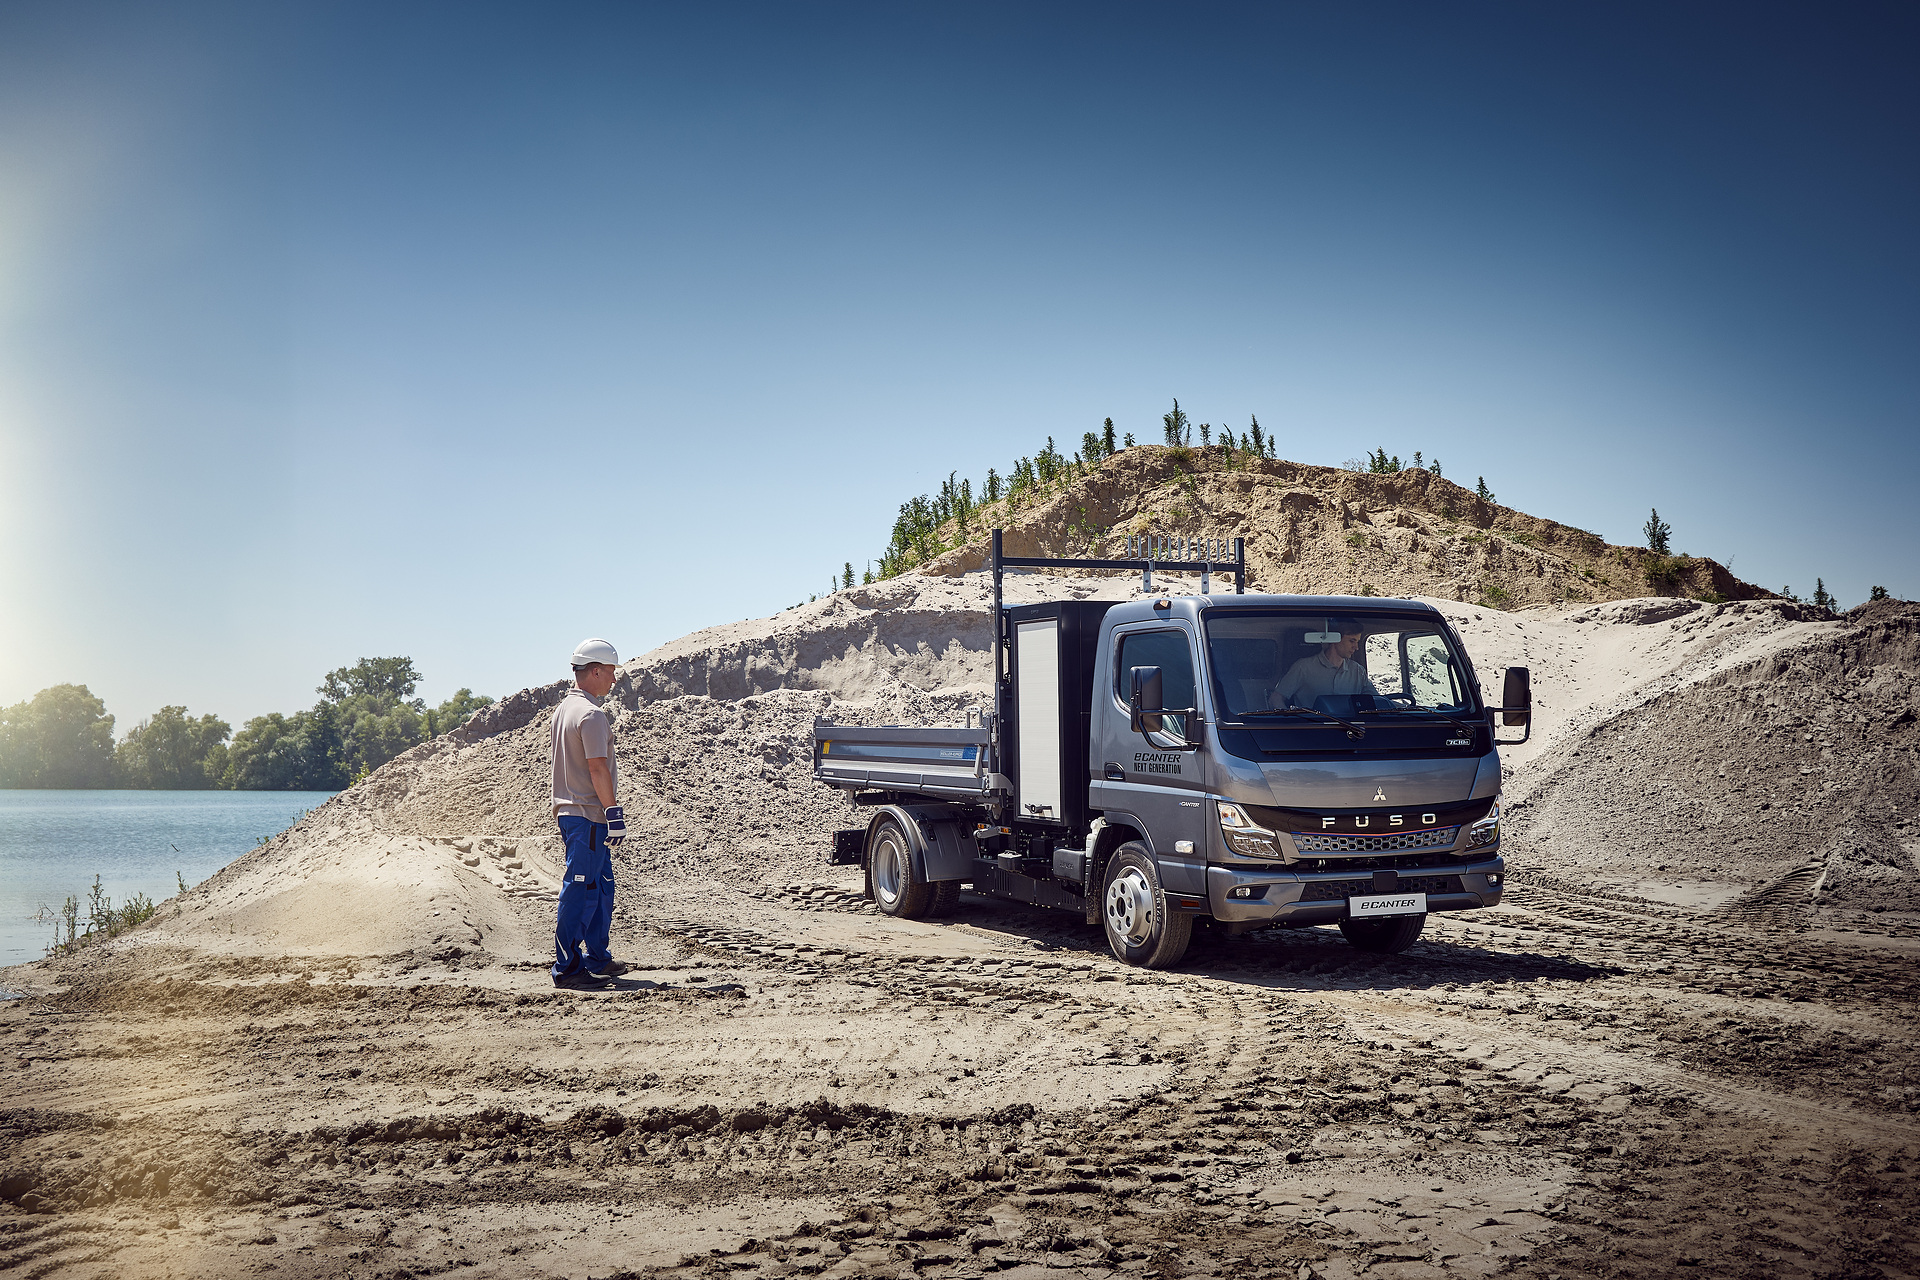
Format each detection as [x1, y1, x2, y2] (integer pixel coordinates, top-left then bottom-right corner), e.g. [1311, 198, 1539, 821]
[1274, 650, 1378, 708]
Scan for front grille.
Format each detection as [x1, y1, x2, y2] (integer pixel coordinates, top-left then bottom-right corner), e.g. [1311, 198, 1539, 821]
[1293, 825, 1459, 854]
[1301, 875, 1463, 902]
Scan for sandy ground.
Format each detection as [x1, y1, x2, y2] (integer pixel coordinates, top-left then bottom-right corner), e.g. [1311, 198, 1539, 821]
[5, 581, 1917, 1279]
[5, 882, 1916, 1280]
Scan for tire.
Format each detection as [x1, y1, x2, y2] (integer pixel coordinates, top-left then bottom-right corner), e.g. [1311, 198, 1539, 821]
[1339, 913, 1426, 954]
[1100, 843, 1192, 969]
[869, 817, 933, 919]
[929, 880, 963, 916]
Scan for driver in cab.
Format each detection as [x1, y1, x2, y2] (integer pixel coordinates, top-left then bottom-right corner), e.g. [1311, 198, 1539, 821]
[1273, 620, 1378, 708]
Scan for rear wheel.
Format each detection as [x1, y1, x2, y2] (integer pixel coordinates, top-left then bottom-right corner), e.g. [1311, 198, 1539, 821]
[868, 817, 933, 919]
[1101, 844, 1192, 969]
[1338, 913, 1426, 953]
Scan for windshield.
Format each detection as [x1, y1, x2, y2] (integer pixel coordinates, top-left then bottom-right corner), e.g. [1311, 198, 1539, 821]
[1204, 610, 1474, 723]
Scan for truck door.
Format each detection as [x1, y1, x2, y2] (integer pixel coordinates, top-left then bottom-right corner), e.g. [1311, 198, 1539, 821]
[1092, 621, 1209, 896]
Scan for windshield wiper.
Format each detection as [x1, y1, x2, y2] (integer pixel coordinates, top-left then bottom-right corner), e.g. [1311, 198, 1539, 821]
[1358, 704, 1478, 736]
[1238, 706, 1365, 741]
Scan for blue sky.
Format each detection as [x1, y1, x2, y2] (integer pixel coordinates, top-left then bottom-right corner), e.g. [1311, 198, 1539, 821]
[2, 2, 1915, 729]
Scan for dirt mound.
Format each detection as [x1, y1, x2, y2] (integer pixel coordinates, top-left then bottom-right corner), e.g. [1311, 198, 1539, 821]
[1504, 600, 1920, 921]
[917, 446, 1773, 610]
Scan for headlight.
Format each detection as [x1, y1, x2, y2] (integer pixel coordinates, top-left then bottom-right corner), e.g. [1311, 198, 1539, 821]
[1218, 801, 1280, 858]
[1468, 801, 1501, 848]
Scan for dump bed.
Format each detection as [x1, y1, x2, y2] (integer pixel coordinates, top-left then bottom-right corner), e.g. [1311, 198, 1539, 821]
[811, 721, 1001, 801]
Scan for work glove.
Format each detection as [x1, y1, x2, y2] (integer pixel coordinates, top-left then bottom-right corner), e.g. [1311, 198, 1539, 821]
[603, 804, 626, 846]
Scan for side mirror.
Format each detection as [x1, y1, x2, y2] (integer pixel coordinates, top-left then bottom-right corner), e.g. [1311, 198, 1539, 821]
[1129, 666, 1164, 734]
[1502, 667, 1532, 727]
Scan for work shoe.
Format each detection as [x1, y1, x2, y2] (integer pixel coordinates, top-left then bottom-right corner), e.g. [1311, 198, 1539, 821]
[596, 960, 635, 977]
[553, 971, 612, 990]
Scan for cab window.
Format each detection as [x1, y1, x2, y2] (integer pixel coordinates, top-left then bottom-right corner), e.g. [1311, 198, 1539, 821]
[1117, 630, 1195, 738]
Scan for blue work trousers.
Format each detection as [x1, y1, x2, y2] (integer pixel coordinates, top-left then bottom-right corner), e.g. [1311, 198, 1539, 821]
[552, 816, 616, 979]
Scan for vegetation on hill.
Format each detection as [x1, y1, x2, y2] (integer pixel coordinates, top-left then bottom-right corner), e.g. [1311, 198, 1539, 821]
[841, 404, 1850, 612]
[0, 658, 492, 791]
[874, 405, 1288, 579]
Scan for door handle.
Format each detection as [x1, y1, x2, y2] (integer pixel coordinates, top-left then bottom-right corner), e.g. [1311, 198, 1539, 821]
[1103, 762, 1125, 781]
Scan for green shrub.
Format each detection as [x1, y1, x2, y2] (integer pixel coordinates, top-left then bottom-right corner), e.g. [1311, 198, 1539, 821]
[1644, 554, 1684, 593]
[41, 875, 161, 957]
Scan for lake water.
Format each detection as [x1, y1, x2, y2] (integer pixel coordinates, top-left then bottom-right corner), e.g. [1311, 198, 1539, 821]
[0, 790, 335, 968]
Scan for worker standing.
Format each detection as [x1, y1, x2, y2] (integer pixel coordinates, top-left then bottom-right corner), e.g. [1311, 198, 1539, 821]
[550, 638, 627, 988]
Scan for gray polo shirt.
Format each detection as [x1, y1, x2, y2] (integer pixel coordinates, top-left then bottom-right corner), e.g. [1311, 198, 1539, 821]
[551, 687, 617, 821]
[1274, 650, 1378, 708]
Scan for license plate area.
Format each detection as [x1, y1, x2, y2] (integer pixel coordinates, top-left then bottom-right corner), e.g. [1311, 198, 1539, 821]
[1349, 892, 1428, 918]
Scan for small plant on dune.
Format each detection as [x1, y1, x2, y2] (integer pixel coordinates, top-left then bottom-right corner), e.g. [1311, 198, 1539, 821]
[1644, 507, 1672, 555]
[41, 875, 160, 957]
[1812, 579, 1836, 612]
[1163, 400, 1190, 446]
[1481, 583, 1512, 608]
[1346, 531, 1368, 550]
[1644, 554, 1684, 594]
[1476, 476, 1495, 503]
[1870, 585, 1890, 602]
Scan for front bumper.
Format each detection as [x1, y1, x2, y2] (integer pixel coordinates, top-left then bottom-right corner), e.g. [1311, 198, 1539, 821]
[1206, 850, 1506, 925]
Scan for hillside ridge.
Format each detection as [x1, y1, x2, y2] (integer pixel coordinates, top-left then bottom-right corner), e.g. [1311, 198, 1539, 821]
[907, 446, 1772, 611]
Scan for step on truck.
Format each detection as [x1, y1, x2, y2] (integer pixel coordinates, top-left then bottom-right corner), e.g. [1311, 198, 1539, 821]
[812, 530, 1531, 968]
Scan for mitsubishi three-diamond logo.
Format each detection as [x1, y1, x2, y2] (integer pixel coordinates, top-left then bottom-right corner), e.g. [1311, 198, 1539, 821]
[1373, 787, 1387, 802]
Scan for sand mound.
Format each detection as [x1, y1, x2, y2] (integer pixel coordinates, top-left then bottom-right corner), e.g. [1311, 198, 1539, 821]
[1504, 599, 1920, 914]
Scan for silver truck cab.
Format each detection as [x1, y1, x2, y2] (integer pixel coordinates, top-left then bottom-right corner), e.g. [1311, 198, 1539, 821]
[1084, 593, 1505, 957]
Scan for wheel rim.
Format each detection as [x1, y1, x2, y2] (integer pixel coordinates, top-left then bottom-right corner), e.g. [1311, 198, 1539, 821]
[873, 833, 904, 905]
[1105, 866, 1155, 945]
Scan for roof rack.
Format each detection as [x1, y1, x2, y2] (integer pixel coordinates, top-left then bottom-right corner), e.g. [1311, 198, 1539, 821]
[988, 527, 1245, 687]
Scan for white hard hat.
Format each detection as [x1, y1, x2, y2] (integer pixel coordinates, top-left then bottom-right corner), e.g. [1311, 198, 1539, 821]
[571, 638, 619, 668]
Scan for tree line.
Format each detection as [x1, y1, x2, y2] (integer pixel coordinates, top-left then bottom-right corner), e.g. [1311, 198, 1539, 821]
[0, 657, 491, 791]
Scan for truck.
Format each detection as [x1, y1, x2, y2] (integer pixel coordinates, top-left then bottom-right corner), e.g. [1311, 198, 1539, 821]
[812, 530, 1531, 968]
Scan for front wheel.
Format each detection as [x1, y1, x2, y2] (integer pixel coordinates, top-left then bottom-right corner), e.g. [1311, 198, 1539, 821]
[1339, 913, 1426, 953]
[929, 879, 963, 916]
[1101, 844, 1192, 969]
[868, 817, 933, 919]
